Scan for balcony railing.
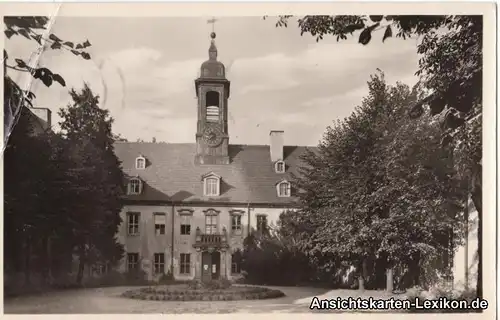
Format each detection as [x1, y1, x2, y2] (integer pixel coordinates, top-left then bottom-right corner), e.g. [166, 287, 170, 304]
[200, 234, 223, 244]
[193, 227, 229, 249]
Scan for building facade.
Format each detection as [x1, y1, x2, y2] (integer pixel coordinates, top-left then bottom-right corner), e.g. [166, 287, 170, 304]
[114, 32, 312, 282]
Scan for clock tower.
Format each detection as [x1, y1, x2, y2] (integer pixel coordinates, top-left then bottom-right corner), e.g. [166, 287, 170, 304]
[194, 31, 231, 165]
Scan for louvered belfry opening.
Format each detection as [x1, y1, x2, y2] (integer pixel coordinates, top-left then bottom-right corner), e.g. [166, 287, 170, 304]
[206, 91, 220, 122]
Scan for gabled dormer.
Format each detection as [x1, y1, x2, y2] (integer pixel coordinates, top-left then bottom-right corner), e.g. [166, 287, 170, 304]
[274, 160, 285, 173]
[276, 179, 291, 197]
[127, 176, 143, 195]
[135, 154, 146, 170]
[202, 172, 221, 197]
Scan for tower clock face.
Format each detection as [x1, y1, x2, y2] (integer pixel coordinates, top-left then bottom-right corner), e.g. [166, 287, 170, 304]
[203, 126, 223, 146]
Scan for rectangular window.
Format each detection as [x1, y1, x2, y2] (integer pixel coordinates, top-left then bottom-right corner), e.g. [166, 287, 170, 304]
[256, 215, 268, 233]
[127, 253, 139, 271]
[231, 215, 242, 234]
[205, 215, 217, 234]
[276, 161, 285, 173]
[180, 253, 191, 274]
[278, 182, 291, 197]
[136, 158, 146, 169]
[231, 253, 241, 274]
[154, 213, 166, 235]
[154, 253, 165, 275]
[181, 224, 191, 235]
[127, 212, 140, 235]
[128, 178, 142, 195]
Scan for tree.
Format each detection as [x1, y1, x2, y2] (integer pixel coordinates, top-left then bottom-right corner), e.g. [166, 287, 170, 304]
[113, 133, 128, 142]
[292, 72, 467, 291]
[271, 14, 482, 297]
[3, 107, 52, 283]
[3, 106, 81, 288]
[241, 221, 312, 286]
[3, 16, 92, 145]
[57, 85, 125, 284]
[3, 16, 128, 291]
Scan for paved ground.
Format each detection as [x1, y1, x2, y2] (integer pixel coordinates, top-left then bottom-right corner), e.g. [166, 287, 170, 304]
[4, 285, 402, 314]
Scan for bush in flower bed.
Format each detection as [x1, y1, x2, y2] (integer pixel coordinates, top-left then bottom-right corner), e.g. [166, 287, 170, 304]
[187, 279, 232, 290]
[404, 283, 479, 313]
[121, 284, 285, 301]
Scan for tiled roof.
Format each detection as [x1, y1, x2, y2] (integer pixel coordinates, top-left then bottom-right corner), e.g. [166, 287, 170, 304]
[114, 142, 317, 205]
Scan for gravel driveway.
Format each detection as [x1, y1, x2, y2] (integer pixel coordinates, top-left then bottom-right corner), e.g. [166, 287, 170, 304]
[3, 285, 397, 314]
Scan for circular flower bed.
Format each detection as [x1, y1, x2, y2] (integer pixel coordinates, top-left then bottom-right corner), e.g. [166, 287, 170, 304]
[121, 284, 285, 301]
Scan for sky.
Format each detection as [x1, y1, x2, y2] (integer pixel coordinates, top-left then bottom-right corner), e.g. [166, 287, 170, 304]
[6, 16, 420, 146]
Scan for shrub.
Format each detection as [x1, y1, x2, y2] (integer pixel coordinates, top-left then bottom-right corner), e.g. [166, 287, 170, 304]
[125, 268, 147, 282]
[158, 270, 175, 284]
[405, 282, 478, 313]
[241, 228, 315, 286]
[187, 279, 231, 290]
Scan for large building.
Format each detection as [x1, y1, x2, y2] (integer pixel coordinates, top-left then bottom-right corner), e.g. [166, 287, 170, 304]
[113, 32, 314, 282]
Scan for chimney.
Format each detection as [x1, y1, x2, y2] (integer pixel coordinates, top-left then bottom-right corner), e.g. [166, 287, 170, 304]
[31, 107, 52, 131]
[269, 130, 284, 162]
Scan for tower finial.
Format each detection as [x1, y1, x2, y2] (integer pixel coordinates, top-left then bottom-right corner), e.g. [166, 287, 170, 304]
[207, 17, 217, 37]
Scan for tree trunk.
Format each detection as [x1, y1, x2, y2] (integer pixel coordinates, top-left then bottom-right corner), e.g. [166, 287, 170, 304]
[76, 245, 86, 285]
[358, 276, 365, 291]
[42, 236, 53, 284]
[471, 163, 482, 299]
[41, 236, 50, 285]
[47, 236, 53, 281]
[412, 252, 421, 287]
[386, 268, 394, 292]
[24, 235, 31, 285]
[358, 259, 367, 291]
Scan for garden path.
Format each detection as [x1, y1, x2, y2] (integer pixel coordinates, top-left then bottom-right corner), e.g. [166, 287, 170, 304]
[4, 285, 402, 314]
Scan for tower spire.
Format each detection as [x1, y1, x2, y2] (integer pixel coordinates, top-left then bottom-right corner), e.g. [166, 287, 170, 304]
[207, 17, 218, 61]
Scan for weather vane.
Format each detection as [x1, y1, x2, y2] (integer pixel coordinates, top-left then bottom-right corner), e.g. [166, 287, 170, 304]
[207, 17, 217, 37]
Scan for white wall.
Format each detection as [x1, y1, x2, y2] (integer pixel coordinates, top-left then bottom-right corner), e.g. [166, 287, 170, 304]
[452, 199, 479, 290]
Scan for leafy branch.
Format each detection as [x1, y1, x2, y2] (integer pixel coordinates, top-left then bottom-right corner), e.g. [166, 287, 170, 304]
[4, 16, 93, 89]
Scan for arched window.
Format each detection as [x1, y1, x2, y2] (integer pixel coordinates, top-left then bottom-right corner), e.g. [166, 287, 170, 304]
[205, 177, 219, 196]
[202, 172, 221, 197]
[135, 156, 146, 169]
[277, 181, 291, 197]
[275, 160, 285, 173]
[128, 178, 143, 195]
[206, 91, 220, 122]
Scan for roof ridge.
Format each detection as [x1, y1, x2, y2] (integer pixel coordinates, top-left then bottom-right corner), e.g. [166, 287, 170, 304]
[112, 142, 316, 146]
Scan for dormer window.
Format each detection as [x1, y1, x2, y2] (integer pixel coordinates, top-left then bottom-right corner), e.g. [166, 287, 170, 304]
[202, 172, 221, 197]
[277, 180, 291, 197]
[275, 160, 285, 173]
[128, 177, 143, 195]
[135, 156, 146, 170]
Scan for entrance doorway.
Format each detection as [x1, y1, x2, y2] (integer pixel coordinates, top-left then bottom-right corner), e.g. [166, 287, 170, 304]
[201, 251, 221, 282]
